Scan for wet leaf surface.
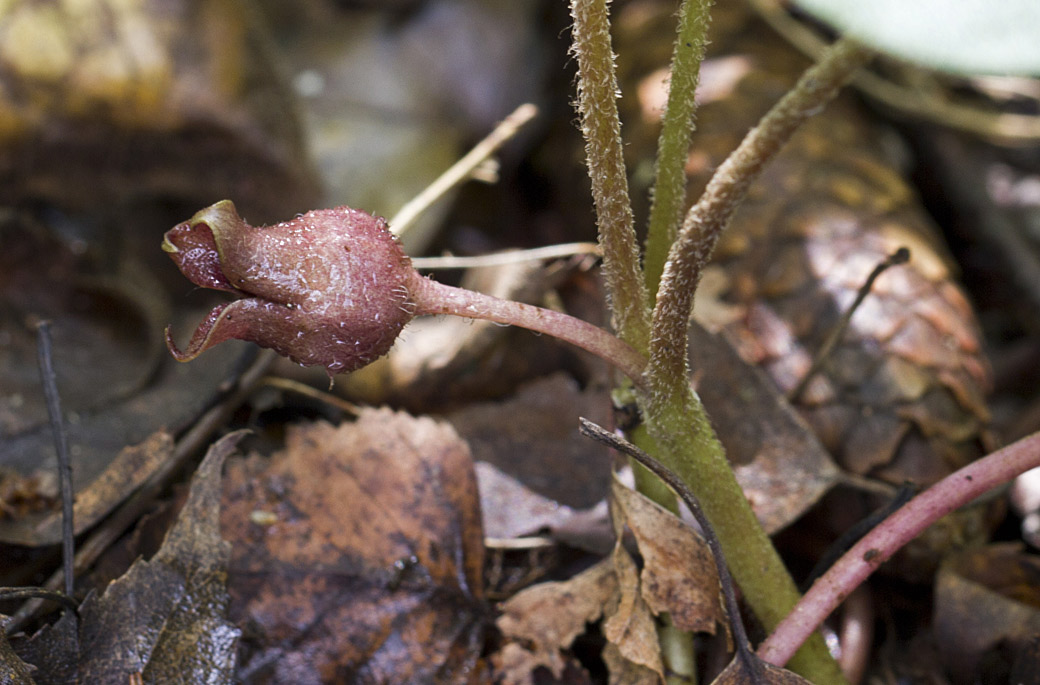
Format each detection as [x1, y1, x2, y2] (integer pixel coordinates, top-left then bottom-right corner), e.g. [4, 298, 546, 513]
[220, 410, 487, 684]
[0, 213, 254, 547]
[7, 431, 244, 684]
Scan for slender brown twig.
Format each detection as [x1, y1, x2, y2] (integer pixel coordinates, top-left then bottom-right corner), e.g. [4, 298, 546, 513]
[788, 247, 910, 403]
[36, 320, 75, 599]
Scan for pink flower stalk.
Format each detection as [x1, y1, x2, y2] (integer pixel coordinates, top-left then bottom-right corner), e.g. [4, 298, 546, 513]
[163, 201, 647, 382]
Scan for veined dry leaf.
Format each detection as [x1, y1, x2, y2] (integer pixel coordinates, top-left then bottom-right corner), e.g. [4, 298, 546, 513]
[610, 478, 728, 638]
[604, 535, 664, 681]
[221, 410, 486, 684]
[494, 559, 616, 683]
[933, 544, 1040, 684]
[9, 432, 245, 684]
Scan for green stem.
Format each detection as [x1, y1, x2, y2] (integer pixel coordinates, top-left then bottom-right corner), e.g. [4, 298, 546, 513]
[569, 0, 652, 353]
[643, 0, 714, 297]
[640, 38, 874, 683]
[642, 388, 844, 683]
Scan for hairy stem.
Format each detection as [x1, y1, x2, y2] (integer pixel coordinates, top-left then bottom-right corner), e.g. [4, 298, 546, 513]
[643, 0, 714, 296]
[759, 430, 1040, 668]
[637, 38, 873, 683]
[640, 387, 846, 683]
[569, 0, 652, 352]
[647, 38, 874, 391]
[410, 275, 647, 388]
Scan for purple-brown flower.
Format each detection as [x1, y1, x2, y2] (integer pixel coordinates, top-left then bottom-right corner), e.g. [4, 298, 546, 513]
[162, 200, 416, 375]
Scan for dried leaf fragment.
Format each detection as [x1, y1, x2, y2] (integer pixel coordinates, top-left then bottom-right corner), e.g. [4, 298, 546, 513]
[495, 560, 617, 683]
[610, 478, 728, 637]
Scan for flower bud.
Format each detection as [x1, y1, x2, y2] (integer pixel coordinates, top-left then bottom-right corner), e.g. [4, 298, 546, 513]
[163, 200, 416, 375]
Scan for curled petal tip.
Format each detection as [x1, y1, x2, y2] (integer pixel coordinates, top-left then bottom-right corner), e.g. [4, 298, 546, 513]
[161, 236, 179, 253]
[164, 324, 191, 362]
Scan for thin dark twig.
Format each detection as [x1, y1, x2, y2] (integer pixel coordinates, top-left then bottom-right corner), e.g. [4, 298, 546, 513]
[578, 418, 762, 677]
[789, 247, 910, 403]
[0, 587, 79, 617]
[36, 321, 75, 598]
[6, 349, 276, 634]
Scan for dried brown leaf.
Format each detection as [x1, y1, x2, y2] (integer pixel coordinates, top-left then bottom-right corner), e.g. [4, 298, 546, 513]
[495, 559, 616, 682]
[604, 542, 663, 682]
[222, 410, 486, 684]
[602, 643, 660, 685]
[610, 478, 727, 637]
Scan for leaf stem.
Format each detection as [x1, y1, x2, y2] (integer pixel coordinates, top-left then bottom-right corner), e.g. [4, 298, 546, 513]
[568, 0, 652, 353]
[758, 429, 1040, 668]
[647, 38, 874, 392]
[643, 0, 714, 297]
[410, 275, 648, 389]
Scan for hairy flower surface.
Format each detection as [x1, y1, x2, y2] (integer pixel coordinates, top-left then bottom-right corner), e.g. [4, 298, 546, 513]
[163, 200, 415, 375]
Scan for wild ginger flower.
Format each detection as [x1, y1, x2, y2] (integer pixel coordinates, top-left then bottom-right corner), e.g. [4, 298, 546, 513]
[163, 200, 647, 383]
[162, 200, 415, 376]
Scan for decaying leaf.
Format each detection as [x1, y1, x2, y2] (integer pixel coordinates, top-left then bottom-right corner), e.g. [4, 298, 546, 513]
[9, 431, 244, 684]
[602, 642, 660, 685]
[76, 430, 242, 683]
[688, 322, 839, 534]
[221, 410, 486, 684]
[0, 215, 253, 547]
[495, 559, 617, 683]
[605, 535, 664, 680]
[494, 474, 731, 685]
[610, 478, 727, 637]
[933, 544, 1040, 684]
